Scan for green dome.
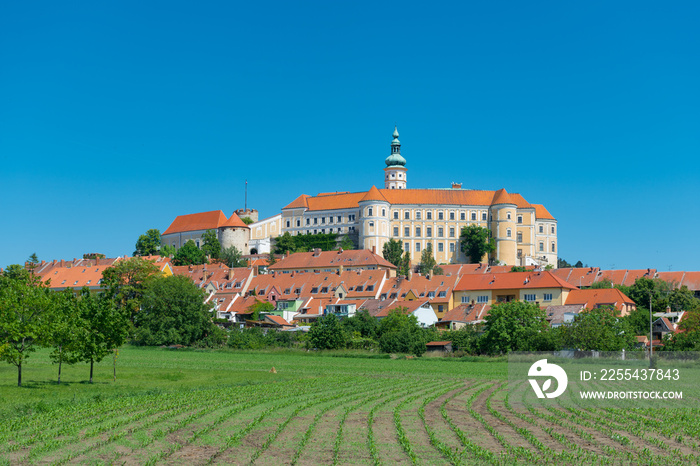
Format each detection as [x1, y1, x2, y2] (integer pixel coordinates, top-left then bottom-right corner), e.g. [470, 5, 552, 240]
[385, 153, 406, 167]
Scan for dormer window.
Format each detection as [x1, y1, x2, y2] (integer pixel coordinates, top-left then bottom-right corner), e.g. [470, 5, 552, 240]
[311, 287, 319, 293]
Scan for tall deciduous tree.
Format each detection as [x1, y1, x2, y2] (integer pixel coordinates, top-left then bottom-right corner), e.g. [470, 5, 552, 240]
[172, 240, 207, 266]
[101, 257, 161, 319]
[133, 275, 215, 346]
[220, 246, 247, 268]
[73, 289, 130, 383]
[134, 229, 162, 256]
[382, 239, 403, 268]
[0, 271, 53, 386]
[399, 251, 411, 278]
[419, 243, 437, 276]
[561, 306, 635, 351]
[460, 225, 495, 264]
[46, 290, 81, 384]
[201, 229, 221, 259]
[480, 301, 553, 354]
[308, 314, 347, 350]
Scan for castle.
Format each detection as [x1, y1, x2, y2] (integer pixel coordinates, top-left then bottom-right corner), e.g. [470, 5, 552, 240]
[280, 127, 558, 267]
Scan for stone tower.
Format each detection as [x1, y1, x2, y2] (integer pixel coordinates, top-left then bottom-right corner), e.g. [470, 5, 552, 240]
[218, 212, 251, 255]
[384, 126, 407, 189]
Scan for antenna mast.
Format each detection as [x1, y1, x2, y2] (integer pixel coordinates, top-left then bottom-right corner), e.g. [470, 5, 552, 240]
[245, 180, 248, 211]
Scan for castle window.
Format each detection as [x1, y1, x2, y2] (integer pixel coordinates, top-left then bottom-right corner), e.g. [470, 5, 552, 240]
[296, 220, 300, 227]
[349, 214, 356, 221]
[427, 211, 432, 220]
[368, 207, 373, 216]
[539, 225, 543, 233]
[369, 222, 374, 229]
[438, 211, 444, 220]
[314, 229, 318, 234]
[286, 220, 290, 228]
[461, 212, 466, 221]
[398, 173, 402, 178]
[196, 240, 200, 247]
[507, 212, 511, 220]
[391, 173, 395, 178]
[517, 215, 523, 224]
[393, 227, 399, 236]
[449, 227, 455, 237]
[517, 232, 523, 243]
[404, 211, 410, 219]
[415, 227, 421, 237]
[382, 208, 386, 216]
[321, 217, 326, 224]
[518, 249, 522, 258]
[438, 227, 444, 237]
[551, 242, 556, 252]
[338, 215, 342, 222]
[449, 243, 455, 252]
[404, 242, 409, 251]
[471, 212, 477, 221]
[404, 226, 409, 236]
[539, 242, 544, 252]
[551, 226, 555, 234]
[314, 218, 318, 225]
[416, 243, 421, 252]
[426, 227, 432, 237]
[306, 218, 310, 225]
[482, 213, 487, 221]
[321, 229, 325, 233]
[450, 212, 455, 220]
[416, 211, 421, 220]
[438, 242, 444, 252]
[328, 216, 333, 223]
[506, 228, 512, 238]
[393, 211, 399, 219]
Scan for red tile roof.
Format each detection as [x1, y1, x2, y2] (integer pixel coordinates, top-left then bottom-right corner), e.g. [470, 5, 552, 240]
[220, 212, 250, 229]
[163, 210, 229, 235]
[376, 299, 430, 317]
[655, 271, 686, 287]
[269, 249, 396, 271]
[266, 315, 292, 327]
[565, 288, 634, 312]
[455, 271, 577, 291]
[282, 188, 547, 213]
[360, 185, 389, 203]
[597, 269, 627, 286]
[440, 303, 491, 323]
[622, 269, 656, 287]
[681, 272, 700, 291]
[426, 341, 452, 346]
[533, 204, 555, 220]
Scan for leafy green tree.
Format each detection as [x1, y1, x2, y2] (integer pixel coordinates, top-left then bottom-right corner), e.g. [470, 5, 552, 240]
[273, 232, 296, 255]
[247, 300, 275, 321]
[308, 314, 347, 350]
[480, 301, 553, 354]
[0, 271, 53, 386]
[377, 309, 428, 356]
[220, 246, 247, 268]
[159, 244, 176, 258]
[27, 253, 39, 275]
[590, 278, 613, 289]
[73, 289, 130, 383]
[134, 229, 162, 256]
[339, 236, 355, 250]
[201, 229, 221, 259]
[102, 257, 161, 319]
[3, 264, 29, 281]
[268, 251, 277, 266]
[574, 261, 584, 268]
[241, 217, 254, 225]
[444, 324, 482, 354]
[342, 310, 379, 339]
[557, 258, 572, 268]
[419, 243, 437, 276]
[560, 306, 635, 351]
[460, 225, 495, 263]
[662, 312, 700, 351]
[399, 251, 411, 278]
[382, 239, 403, 268]
[273, 231, 341, 254]
[45, 290, 82, 384]
[172, 240, 208, 266]
[133, 275, 215, 346]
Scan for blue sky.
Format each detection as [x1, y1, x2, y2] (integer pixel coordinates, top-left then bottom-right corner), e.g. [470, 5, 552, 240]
[1, 1, 698, 271]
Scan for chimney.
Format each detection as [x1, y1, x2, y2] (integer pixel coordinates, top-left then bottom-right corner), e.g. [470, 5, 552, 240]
[451, 182, 462, 189]
[95, 257, 99, 265]
[60, 259, 64, 267]
[407, 269, 412, 281]
[338, 265, 344, 274]
[338, 248, 343, 254]
[371, 246, 376, 254]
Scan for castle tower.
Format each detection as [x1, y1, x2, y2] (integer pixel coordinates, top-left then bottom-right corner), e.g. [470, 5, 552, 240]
[358, 185, 391, 254]
[218, 212, 251, 255]
[384, 126, 407, 189]
[490, 188, 517, 266]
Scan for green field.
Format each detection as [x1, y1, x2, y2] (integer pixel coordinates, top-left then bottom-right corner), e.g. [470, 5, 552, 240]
[1, 347, 699, 465]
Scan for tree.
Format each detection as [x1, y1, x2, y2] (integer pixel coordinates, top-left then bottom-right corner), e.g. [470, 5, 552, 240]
[267, 251, 277, 266]
[397, 251, 411, 278]
[557, 258, 572, 268]
[134, 229, 162, 256]
[480, 301, 553, 354]
[662, 312, 700, 351]
[308, 314, 347, 350]
[201, 229, 221, 259]
[419, 243, 437, 276]
[159, 244, 176, 258]
[220, 246, 248, 268]
[377, 309, 429, 356]
[273, 232, 296, 255]
[460, 225, 495, 264]
[382, 239, 403, 268]
[560, 306, 635, 351]
[45, 290, 82, 384]
[101, 257, 161, 319]
[0, 271, 53, 386]
[589, 278, 613, 289]
[73, 289, 130, 383]
[339, 236, 355, 250]
[247, 300, 275, 321]
[172, 240, 207, 266]
[574, 261, 584, 268]
[241, 217, 254, 225]
[342, 310, 379, 339]
[133, 275, 215, 346]
[27, 253, 39, 275]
